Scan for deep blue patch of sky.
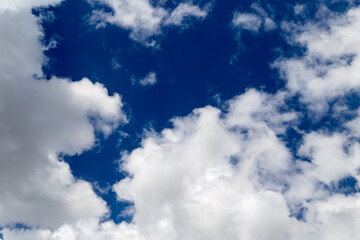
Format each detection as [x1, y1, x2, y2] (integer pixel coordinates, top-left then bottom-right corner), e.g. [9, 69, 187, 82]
[33, 0, 360, 223]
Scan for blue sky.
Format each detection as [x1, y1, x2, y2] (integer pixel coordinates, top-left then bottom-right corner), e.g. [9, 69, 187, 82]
[1, 0, 360, 239]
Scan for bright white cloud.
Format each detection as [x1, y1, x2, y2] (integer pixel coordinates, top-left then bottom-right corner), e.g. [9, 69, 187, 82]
[0, 0, 126, 232]
[4, 87, 360, 239]
[113, 88, 360, 240]
[89, 0, 211, 45]
[3, 1, 360, 240]
[2, 219, 143, 240]
[107, 6, 360, 236]
[89, 0, 167, 44]
[112, 90, 302, 240]
[275, 7, 360, 114]
[108, 87, 360, 239]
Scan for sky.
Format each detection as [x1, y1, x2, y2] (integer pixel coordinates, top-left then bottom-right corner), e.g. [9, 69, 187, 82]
[1, 0, 360, 239]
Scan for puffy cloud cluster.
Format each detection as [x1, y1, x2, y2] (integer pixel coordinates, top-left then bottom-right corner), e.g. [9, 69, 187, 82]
[0, 0, 126, 233]
[276, 7, 360, 113]
[2, 219, 142, 240]
[113, 88, 360, 239]
[0, 77, 125, 228]
[4, 88, 360, 239]
[110, 4, 360, 239]
[113, 90, 300, 240]
[89, 0, 211, 45]
[2, 1, 360, 240]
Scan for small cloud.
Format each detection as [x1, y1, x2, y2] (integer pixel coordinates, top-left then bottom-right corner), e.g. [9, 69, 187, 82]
[211, 93, 222, 106]
[111, 58, 122, 71]
[294, 4, 305, 15]
[92, 181, 112, 195]
[164, 2, 209, 26]
[118, 205, 135, 219]
[37, 10, 57, 23]
[232, 3, 277, 34]
[232, 13, 263, 32]
[232, 11, 276, 33]
[264, 17, 276, 31]
[231, 5, 277, 62]
[116, 130, 130, 148]
[138, 72, 158, 86]
[250, 3, 276, 30]
[132, 72, 158, 86]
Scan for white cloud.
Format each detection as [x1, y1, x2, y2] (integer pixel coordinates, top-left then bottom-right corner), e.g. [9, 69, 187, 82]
[285, 131, 360, 202]
[164, 2, 209, 26]
[0, 9, 43, 81]
[111, 58, 122, 71]
[1, 219, 143, 240]
[294, 4, 305, 15]
[112, 92, 301, 239]
[231, 5, 276, 56]
[111, 87, 360, 239]
[3, 80, 360, 239]
[275, 7, 360, 114]
[89, 0, 211, 45]
[232, 3, 276, 34]
[0, 0, 63, 11]
[263, 17, 276, 31]
[250, 3, 276, 31]
[136, 71, 158, 86]
[232, 12, 263, 32]
[3, 1, 360, 240]
[305, 194, 360, 240]
[89, 0, 167, 44]
[0, 0, 126, 231]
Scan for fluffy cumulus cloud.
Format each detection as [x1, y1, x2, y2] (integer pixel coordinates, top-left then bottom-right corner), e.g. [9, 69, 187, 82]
[2, 219, 142, 240]
[0, 77, 125, 227]
[4, 87, 360, 239]
[3, 1, 360, 240]
[89, 0, 211, 45]
[276, 6, 360, 113]
[113, 90, 300, 240]
[109, 5, 360, 239]
[0, 0, 126, 234]
[112, 87, 360, 239]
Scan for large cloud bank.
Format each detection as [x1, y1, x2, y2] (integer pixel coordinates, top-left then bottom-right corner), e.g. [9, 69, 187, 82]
[2, 1, 360, 240]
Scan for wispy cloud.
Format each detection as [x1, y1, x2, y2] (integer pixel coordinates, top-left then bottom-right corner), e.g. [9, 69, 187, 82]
[133, 71, 158, 86]
[232, 3, 276, 34]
